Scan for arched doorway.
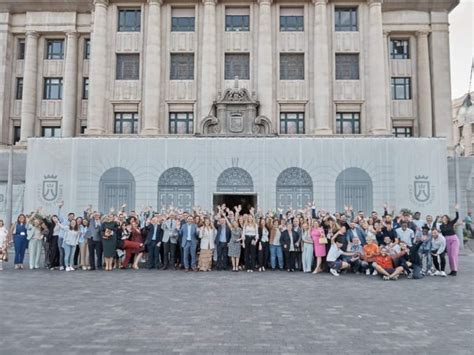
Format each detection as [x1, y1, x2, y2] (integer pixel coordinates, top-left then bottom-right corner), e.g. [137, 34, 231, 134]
[99, 167, 136, 213]
[336, 167, 373, 214]
[214, 168, 256, 213]
[158, 167, 194, 211]
[276, 167, 313, 209]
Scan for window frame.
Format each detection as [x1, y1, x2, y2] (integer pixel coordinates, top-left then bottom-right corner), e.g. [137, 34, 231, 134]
[15, 77, 23, 100]
[336, 112, 361, 134]
[280, 15, 304, 32]
[280, 112, 305, 134]
[280, 53, 305, 80]
[43, 77, 63, 100]
[391, 77, 412, 100]
[116, 53, 140, 80]
[84, 38, 91, 59]
[335, 7, 358, 32]
[45, 39, 65, 60]
[392, 126, 413, 137]
[118, 8, 141, 32]
[170, 53, 195, 80]
[41, 126, 62, 138]
[82, 78, 89, 100]
[13, 126, 21, 143]
[171, 16, 195, 32]
[390, 39, 410, 59]
[114, 112, 139, 134]
[18, 39, 25, 60]
[224, 53, 250, 80]
[225, 15, 250, 32]
[335, 53, 359, 80]
[169, 112, 194, 134]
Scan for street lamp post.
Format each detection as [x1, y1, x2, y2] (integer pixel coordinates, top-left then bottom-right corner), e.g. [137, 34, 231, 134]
[5, 144, 14, 230]
[454, 143, 464, 249]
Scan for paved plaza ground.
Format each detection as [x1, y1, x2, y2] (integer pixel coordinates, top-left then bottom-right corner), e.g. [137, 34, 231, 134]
[0, 254, 473, 355]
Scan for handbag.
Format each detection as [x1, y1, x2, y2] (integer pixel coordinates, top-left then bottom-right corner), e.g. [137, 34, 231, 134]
[319, 236, 328, 245]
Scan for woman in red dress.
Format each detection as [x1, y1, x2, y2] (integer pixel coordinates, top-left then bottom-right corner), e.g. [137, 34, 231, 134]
[121, 219, 144, 269]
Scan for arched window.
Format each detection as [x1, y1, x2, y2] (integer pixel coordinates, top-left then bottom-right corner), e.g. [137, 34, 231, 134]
[216, 167, 253, 192]
[158, 167, 194, 211]
[276, 167, 313, 209]
[99, 167, 135, 213]
[336, 167, 373, 214]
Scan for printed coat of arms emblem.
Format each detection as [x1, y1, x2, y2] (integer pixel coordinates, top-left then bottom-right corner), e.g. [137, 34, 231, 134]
[414, 176, 430, 202]
[42, 175, 59, 202]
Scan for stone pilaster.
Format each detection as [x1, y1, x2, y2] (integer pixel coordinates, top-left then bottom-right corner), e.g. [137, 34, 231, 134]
[257, 0, 274, 129]
[312, 0, 331, 134]
[85, 0, 109, 135]
[198, 0, 217, 129]
[416, 31, 433, 137]
[142, 0, 163, 135]
[0, 12, 12, 144]
[20, 31, 38, 142]
[62, 31, 79, 137]
[367, 0, 390, 135]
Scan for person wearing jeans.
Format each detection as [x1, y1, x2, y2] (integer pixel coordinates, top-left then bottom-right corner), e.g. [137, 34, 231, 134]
[269, 220, 284, 270]
[431, 229, 447, 277]
[60, 219, 80, 271]
[12, 214, 28, 269]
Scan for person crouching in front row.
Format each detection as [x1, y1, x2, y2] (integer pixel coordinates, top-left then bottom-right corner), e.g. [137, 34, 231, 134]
[326, 226, 357, 276]
[373, 247, 404, 280]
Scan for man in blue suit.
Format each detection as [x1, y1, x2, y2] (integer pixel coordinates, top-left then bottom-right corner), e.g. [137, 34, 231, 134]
[180, 215, 200, 271]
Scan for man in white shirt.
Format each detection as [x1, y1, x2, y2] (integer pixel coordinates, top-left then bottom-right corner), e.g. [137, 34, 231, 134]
[396, 221, 414, 247]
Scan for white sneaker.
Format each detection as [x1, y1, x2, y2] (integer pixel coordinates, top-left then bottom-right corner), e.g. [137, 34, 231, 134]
[440, 271, 447, 277]
[329, 268, 340, 276]
[59, 266, 65, 271]
[426, 270, 434, 276]
[433, 270, 441, 276]
[372, 270, 378, 276]
[365, 269, 371, 275]
[65, 267, 70, 272]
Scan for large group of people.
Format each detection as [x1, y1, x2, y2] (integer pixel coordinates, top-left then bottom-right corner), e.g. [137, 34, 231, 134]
[0, 201, 463, 280]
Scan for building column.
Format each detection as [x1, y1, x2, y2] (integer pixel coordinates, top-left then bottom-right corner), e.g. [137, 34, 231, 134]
[62, 31, 79, 137]
[257, 0, 274, 127]
[20, 31, 38, 142]
[383, 31, 392, 132]
[198, 0, 217, 128]
[85, 0, 109, 135]
[142, 0, 162, 135]
[313, 0, 331, 134]
[0, 13, 13, 144]
[416, 31, 433, 137]
[430, 13, 453, 152]
[367, 0, 389, 135]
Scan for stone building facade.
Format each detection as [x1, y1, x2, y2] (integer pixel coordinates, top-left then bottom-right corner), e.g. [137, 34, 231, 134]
[0, 0, 461, 215]
[452, 91, 473, 157]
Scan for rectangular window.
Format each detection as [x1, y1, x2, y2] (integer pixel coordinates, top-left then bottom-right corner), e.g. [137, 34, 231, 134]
[225, 8, 250, 32]
[392, 126, 412, 137]
[336, 112, 360, 134]
[43, 78, 63, 100]
[41, 126, 62, 138]
[82, 78, 89, 99]
[170, 53, 194, 80]
[84, 38, 91, 59]
[169, 112, 194, 134]
[116, 54, 140, 80]
[171, 8, 195, 32]
[45, 39, 64, 59]
[391, 77, 411, 100]
[390, 39, 409, 59]
[114, 112, 139, 134]
[225, 53, 250, 80]
[118, 9, 141, 32]
[16, 78, 23, 100]
[18, 39, 25, 60]
[280, 53, 304, 80]
[335, 53, 359, 80]
[13, 126, 21, 143]
[335, 7, 358, 32]
[280, 7, 304, 32]
[80, 125, 87, 134]
[280, 112, 305, 134]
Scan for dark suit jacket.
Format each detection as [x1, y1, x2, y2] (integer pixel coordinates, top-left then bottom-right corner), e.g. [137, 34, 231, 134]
[214, 224, 231, 244]
[280, 230, 300, 251]
[145, 223, 163, 245]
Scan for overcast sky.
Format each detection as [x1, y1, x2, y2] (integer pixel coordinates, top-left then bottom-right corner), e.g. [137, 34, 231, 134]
[449, 0, 474, 99]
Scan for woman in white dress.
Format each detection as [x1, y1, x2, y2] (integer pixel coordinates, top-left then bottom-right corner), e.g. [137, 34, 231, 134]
[198, 217, 216, 271]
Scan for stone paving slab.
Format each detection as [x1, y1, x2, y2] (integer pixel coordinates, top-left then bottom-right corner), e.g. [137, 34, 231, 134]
[0, 256, 473, 355]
